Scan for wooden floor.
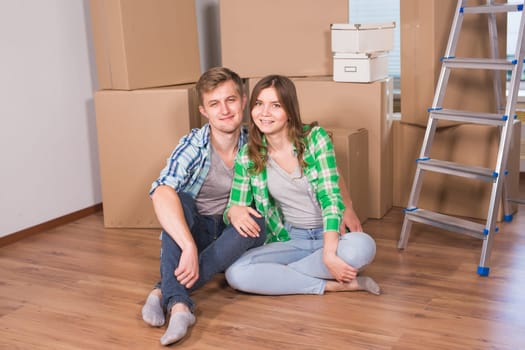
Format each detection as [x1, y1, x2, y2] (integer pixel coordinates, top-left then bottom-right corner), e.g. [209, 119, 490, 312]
[1, 183, 525, 349]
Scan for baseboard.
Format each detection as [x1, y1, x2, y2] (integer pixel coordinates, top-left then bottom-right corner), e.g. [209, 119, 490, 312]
[0, 203, 103, 248]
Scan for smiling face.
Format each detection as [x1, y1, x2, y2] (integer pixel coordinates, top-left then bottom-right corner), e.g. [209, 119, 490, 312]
[199, 79, 246, 135]
[251, 86, 289, 137]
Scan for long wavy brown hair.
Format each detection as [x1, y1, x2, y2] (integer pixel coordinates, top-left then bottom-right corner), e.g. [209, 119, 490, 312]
[247, 75, 317, 174]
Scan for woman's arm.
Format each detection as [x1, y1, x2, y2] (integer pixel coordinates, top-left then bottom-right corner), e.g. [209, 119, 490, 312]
[310, 127, 358, 281]
[310, 127, 345, 233]
[223, 150, 262, 237]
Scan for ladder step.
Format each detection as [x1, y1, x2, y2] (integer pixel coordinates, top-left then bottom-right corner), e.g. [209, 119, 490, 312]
[404, 209, 487, 240]
[508, 198, 525, 204]
[429, 108, 508, 126]
[442, 57, 517, 70]
[416, 158, 496, 181]
[462, 3, 523, 15]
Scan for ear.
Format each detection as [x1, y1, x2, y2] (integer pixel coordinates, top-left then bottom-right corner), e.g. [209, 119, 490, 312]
[199, 105, 209, 120]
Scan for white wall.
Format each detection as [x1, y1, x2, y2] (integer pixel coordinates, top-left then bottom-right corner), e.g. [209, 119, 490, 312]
[0, 0, 101, 237]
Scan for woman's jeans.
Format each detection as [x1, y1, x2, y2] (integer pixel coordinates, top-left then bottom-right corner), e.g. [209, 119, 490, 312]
[225, 225, 376, 295]
[159, 192, 266, 312]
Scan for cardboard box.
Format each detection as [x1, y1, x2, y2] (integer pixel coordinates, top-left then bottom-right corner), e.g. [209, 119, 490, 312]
[326, 128, 370, 224]
[220, 0, 347, 78]
[331, 22, 395, 53]
[393, 119, 521, 221]
[333, 52, 389, 83]
[400, 0, 507, 127]
[95, 85, 200, 228]
[89, 0, 201, 90]
[247, 77, 393, 218]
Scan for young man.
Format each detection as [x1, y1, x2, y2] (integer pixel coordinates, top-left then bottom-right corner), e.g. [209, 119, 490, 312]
[141, 67, 266, 346]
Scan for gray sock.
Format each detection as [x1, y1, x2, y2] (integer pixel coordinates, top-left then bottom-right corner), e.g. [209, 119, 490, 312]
[160, 311, 196, 346]
[142, 293, 165, 327]
[356, 276, 382, 295]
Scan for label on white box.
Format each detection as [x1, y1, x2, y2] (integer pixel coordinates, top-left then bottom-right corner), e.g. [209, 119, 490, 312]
[333, 53, 389, 83]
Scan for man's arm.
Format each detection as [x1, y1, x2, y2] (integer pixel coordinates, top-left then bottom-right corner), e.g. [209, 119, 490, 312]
[337, 169, 363, 233]
[151, 185, 199, 288]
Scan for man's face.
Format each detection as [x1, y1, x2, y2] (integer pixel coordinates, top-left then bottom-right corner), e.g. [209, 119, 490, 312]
[199, 80, 246, 134]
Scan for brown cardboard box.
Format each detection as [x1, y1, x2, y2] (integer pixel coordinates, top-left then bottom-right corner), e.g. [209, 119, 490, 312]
[89, 0, 201, 90]
[95, 85, 200, 228]
[326, 128, 370, 224]
[400, 0, 507, 127]
[393, 119, 521, 221]
[247, 77, 393, 218]
[219, 0, 347, 78]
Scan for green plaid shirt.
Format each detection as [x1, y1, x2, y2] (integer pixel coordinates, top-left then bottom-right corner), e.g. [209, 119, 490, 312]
[225, 126, 344, 243]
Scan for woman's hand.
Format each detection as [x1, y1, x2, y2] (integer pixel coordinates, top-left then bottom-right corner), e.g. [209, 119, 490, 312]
[226, 205, 262, 238]
[323, 231, 357, 283]
[323, 252, 358, 283]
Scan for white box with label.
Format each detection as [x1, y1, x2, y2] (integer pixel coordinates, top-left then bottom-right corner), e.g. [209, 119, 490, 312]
[333, 52, 389, 83]
[331, 22, 395, 53]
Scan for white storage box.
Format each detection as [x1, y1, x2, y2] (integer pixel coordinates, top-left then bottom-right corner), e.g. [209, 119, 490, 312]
[333, 52, 389, 83]
[331, 22, 395, 53]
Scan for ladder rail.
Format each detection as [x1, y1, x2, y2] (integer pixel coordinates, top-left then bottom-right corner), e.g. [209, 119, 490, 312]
[431, 0, 465, 109]
[487, 2, 505, 112]
[501, 0, 525, 229]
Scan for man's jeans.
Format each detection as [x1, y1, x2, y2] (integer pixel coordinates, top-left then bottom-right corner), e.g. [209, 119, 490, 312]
[159, 192, 266, 313]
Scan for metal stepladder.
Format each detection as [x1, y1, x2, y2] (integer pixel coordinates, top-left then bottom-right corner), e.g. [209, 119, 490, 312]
[398, 0, 525, 276]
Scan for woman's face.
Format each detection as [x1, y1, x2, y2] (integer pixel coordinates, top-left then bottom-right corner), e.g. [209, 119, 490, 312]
[251, 87, 288, 137]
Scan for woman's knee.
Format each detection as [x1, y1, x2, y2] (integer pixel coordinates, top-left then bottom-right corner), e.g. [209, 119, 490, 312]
[338, 232, 377, 267]
[225, 263, 246, 291]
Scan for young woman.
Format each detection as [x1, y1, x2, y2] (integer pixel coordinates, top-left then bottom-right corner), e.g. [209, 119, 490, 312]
[223, 75, 380, 296]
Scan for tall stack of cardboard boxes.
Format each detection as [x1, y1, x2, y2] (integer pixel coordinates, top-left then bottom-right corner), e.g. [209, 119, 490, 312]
[394, 0, 520, 220]
[90, 0, 202, 228]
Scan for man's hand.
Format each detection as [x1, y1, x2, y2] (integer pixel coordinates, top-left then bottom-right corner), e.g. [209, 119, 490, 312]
[227, 205, 262, 238]
[340, 206, 362, 234]
[174, 246, 199, 288]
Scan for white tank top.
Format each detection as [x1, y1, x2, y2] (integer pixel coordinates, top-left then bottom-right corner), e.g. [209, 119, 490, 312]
[266, 157, 323, 229]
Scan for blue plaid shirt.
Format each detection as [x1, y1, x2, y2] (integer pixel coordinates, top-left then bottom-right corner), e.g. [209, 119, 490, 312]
[150, 124, 249, 197]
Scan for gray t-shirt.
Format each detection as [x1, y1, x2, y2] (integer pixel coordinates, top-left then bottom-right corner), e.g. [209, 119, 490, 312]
[267, 157, 323, 229]
[195, 145, 234, 216]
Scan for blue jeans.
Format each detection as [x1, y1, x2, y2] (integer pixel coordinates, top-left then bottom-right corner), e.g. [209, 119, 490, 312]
[225, 225, 376, 295]
[159, 192, 266, 312]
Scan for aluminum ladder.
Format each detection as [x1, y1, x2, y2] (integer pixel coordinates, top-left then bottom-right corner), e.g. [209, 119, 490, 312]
[398, 0, 525, 276]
